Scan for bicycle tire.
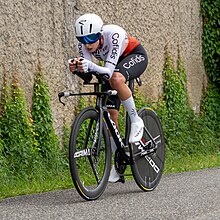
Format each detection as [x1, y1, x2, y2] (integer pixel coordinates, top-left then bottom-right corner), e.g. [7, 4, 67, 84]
[131, 107, 165, 191]
[69, 107, 111, 200]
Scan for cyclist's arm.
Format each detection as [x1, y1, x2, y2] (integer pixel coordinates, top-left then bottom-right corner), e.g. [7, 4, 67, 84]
[77, 43, 113, 79]
[69, 43, 92, 71]
[79, 32, 126, 79]
[102, 31, 126, 77]
[83, 61, 112, 79]
[105, 32, 125, 73]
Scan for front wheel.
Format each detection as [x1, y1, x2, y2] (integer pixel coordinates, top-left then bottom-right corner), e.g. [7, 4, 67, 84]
[69, 107, 111, 200]
[131, 107, 165, 191]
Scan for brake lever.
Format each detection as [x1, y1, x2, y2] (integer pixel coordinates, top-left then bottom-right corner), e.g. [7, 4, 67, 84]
[58, 92, 66, 106]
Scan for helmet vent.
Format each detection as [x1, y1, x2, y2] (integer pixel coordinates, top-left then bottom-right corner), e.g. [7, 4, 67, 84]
[75, 14, 103, 37]
[89, 24, 92, 33]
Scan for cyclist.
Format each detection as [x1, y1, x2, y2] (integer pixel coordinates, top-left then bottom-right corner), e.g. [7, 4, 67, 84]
[69, 13, 148, 182]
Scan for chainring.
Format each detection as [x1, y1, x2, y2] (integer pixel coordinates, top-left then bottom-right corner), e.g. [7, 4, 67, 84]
[114, 149, 127, 175]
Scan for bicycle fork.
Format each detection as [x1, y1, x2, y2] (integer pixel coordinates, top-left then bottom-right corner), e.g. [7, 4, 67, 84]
[84, 109, 105, 184]
[91, 109, 104, 157]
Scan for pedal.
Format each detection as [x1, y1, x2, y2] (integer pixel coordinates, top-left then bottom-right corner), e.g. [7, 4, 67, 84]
[116, 176, 125, 184]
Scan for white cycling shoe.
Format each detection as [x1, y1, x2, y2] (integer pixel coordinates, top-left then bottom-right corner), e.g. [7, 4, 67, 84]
[129, 117, 144, 143]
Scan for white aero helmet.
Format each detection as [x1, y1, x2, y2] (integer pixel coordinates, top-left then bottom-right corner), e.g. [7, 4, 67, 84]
[75, 13, 103, 44]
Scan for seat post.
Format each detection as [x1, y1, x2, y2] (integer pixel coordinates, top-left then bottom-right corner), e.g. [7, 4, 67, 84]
[94, 83, 100, 93]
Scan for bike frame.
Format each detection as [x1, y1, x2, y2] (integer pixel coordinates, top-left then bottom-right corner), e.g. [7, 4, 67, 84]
[58, 75, 158, 164]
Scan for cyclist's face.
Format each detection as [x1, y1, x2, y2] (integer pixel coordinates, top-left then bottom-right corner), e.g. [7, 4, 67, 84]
[84, 40, 100, 53]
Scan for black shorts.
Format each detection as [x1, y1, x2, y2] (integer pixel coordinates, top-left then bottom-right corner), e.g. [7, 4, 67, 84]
[102, 44, 148, 110]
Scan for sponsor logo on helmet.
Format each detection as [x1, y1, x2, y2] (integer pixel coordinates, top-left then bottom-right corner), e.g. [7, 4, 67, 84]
[123, 55, 145, 69]
[110, 33, 120, 59]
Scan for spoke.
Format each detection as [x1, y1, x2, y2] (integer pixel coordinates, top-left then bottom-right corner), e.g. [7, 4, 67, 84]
[83, 118, 94, 149]
[88, 155, 100, 184]
[83, 119, 101, 184]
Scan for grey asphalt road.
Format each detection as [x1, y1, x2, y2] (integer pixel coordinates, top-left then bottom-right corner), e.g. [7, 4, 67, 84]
[0, 168, 219, 220]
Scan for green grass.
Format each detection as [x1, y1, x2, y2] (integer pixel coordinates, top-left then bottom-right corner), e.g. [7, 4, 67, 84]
[164, 152, 220, 174]
[0, 168, 72, 199]
[1, 152, 219, 200]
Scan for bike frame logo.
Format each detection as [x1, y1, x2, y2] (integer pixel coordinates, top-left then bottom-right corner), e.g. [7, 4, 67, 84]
[145, 155, 160, 174]
[109, 115, 125, 148]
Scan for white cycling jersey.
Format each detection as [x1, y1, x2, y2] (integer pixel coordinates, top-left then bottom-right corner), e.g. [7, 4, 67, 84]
[77, 24, 139, 79]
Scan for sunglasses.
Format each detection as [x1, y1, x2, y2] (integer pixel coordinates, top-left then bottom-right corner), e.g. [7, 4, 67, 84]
[76, 33, 101, 44]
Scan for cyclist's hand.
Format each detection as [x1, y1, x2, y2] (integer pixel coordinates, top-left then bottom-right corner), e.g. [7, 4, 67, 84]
[68, 58, 78, 73]
[77, 58, 92, 73]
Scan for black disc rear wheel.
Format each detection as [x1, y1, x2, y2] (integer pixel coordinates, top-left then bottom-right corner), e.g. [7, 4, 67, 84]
[131, 107, 165, 191]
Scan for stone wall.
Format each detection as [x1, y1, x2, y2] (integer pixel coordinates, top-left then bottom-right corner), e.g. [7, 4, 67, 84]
[0, 0, 206, 134]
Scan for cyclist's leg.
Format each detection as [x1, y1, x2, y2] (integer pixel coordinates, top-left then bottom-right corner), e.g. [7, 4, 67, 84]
[109, 72, 144, 143]
[112, 44, 148, 143]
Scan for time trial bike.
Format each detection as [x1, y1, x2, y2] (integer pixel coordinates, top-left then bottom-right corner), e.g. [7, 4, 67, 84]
[58, 71, 165, 201]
